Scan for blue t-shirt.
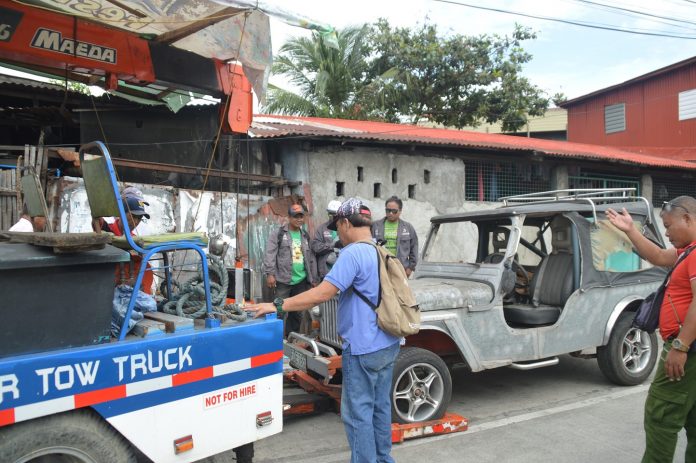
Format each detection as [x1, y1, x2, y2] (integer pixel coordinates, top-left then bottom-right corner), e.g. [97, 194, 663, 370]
[325, 242, 400, 355]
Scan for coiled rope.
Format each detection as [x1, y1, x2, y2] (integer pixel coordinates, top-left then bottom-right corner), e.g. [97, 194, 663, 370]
[161, 254, 247, 321]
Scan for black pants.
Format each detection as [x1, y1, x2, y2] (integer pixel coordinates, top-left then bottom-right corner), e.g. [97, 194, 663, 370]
[275, 280, 310, 336]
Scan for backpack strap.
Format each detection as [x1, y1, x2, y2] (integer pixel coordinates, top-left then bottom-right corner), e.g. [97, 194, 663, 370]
[665, 244, 696, 288]
[349, 241, 382, 311]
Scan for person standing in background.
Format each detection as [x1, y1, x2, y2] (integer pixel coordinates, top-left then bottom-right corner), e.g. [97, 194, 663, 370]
[312, 199, 343, 280]
[372, 196, 418, 277]
[262, 203, 318, 336]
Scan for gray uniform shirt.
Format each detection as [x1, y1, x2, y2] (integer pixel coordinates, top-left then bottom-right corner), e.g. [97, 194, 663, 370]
[371, 218, 419, 271]
[311, 220, 338, 279]
[262, 224, 318, 285]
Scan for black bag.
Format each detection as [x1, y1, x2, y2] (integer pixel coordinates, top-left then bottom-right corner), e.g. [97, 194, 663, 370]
[632, 290, 665, 333]
[633, 246, 696, 333]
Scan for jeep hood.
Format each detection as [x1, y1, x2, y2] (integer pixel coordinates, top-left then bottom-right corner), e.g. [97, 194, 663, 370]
[409, 278, 493, 312]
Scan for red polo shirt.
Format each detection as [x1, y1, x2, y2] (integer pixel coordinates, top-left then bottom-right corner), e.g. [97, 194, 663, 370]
[660, 241, 696, 339]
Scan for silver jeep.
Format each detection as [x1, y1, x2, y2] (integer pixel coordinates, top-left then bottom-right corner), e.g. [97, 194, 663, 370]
[285, 189, 666, 423]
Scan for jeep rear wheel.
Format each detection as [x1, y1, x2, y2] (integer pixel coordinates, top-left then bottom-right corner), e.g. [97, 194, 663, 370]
[597, 312, 658, 386]
[391, 347, 452, 424]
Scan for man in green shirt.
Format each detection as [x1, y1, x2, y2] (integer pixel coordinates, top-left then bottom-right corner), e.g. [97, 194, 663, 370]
[262, 204, 318, 335]
[372, 196, 419, 277]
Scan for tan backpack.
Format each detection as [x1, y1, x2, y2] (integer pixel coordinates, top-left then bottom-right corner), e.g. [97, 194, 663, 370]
[351, 240, 421, 337]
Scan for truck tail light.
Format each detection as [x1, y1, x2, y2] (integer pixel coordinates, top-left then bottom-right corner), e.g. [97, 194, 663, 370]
[256, 411, 273, 427]
[174, 435, 194, 454]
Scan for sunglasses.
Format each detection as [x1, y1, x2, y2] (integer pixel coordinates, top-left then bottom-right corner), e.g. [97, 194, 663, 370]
[385, 208, 400, 214]
[290, 213, 305, 218]
[662, 201, 690, 214]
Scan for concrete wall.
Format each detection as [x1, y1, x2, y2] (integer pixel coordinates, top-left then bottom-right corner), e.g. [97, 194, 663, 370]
[280, 143, 469, 250]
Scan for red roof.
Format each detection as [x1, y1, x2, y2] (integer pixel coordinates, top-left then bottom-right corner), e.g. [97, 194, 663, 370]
[251, 115, 696, 170]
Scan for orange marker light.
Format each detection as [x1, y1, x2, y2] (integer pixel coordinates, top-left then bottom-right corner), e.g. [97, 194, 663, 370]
[174, 435, 194, 454]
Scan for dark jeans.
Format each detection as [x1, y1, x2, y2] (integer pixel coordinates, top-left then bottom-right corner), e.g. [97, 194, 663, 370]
[275, 280, 310, 336]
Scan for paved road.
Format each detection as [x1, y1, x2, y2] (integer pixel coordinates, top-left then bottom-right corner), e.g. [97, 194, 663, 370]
[255, 354, 688, 462]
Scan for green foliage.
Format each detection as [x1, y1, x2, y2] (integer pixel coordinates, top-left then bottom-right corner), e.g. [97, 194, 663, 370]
[552, 92, 568, 107]
[267, 20, 553, 131]
[49, 79, 90, 95]
[365, 20, 550, 131]
[263, 26, 371, 119]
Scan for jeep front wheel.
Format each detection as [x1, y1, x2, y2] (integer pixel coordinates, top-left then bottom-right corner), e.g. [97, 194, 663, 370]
[597, 312, 658, 386]
[391, 347, 452, 424]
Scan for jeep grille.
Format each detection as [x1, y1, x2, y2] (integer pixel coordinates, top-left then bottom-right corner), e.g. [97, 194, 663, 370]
[319, 296, 342, 348]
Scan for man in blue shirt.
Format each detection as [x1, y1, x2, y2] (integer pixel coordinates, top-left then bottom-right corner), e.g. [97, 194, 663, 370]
[247, 198, 401, 463]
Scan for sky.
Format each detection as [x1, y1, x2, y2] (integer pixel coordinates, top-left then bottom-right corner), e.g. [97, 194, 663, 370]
[266, 0, 696, 101]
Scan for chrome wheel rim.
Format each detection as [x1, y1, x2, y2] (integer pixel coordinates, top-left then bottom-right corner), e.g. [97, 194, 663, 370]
[19, 446, 98, 463]
[623, 327, 652, 374]
[393, 362, 444, 422]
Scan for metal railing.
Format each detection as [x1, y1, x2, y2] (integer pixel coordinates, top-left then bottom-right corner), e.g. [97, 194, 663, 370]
[499, 188, 651, 223]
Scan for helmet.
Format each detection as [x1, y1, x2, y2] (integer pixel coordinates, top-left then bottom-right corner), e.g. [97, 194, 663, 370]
[327, 200, 342, 214]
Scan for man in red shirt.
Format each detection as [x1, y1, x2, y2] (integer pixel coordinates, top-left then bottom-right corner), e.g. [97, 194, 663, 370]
[607, 196, 696, 463]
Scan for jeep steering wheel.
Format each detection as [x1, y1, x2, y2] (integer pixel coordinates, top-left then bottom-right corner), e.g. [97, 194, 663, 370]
[483, 253, 531, 291]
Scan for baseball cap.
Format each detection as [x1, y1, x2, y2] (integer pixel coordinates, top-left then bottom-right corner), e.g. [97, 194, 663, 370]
[121, 186, 149, 206]
[327, 198, 371, 231]
[288, 204, 305, 217]
[327, 200, 342, 214]
[124, 196, 150, 219]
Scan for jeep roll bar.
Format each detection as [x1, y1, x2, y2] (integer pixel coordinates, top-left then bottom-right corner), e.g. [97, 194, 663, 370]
[499, 188, 652, 224]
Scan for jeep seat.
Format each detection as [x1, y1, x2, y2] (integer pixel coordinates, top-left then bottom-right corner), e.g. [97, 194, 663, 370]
[504, 216, 574, 326]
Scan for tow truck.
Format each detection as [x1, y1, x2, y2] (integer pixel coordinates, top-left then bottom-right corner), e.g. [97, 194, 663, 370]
[0, 1, 336, 461]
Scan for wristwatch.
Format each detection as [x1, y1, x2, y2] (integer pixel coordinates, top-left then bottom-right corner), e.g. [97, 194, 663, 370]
[273, 297, 284, 315]
[672, 338, 690, 353]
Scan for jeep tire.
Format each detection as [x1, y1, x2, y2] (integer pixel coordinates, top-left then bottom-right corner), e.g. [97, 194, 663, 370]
[391, 347, 452, 424]
[597, 312, 658, 386]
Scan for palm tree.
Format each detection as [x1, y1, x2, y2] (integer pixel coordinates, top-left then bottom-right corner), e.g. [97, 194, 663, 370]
[263, 26, 371, 119]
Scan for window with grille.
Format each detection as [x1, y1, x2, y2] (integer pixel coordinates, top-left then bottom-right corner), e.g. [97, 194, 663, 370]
[464, 160, 551, 201]
[568, 172, 640, 193]
[652, 175, 696, 204]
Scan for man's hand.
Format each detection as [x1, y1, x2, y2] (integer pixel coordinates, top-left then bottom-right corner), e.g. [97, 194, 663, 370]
[665, 348, 687, 381]
[245, 302, 277, 319]
[266, 275, 276, 289]
[405, 268, 413, 277]
[606, 207, 634, 233]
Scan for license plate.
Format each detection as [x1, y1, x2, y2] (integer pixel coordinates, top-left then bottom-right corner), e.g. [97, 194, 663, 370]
[288, 348, 307, 371]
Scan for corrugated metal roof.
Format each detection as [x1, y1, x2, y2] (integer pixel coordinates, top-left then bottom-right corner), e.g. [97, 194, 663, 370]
[561, 55, 696, 107]
[250, 115, 696, 170]
[0, 74, 70, 92]
[457, 108, 567, 134]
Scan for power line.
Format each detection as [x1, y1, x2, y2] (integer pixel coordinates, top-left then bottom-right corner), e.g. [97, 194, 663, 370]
[572, 0, 696, 28]
[564, 0, 696, 32]
[431, 0, 696, 39]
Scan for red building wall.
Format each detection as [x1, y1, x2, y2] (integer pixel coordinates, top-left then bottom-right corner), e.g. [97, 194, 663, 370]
[566, 64, 696, 148]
